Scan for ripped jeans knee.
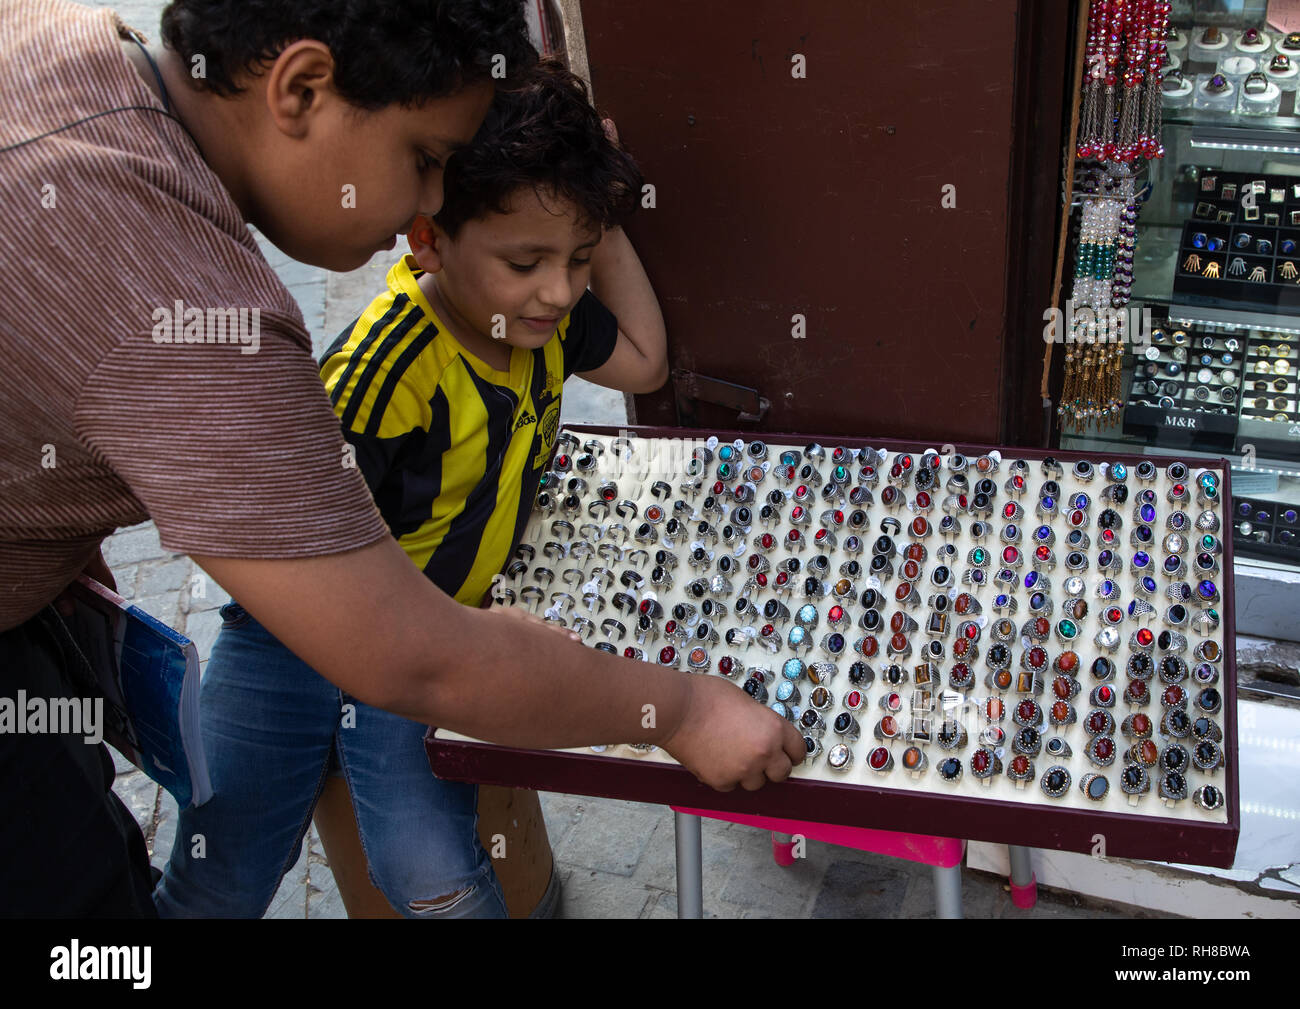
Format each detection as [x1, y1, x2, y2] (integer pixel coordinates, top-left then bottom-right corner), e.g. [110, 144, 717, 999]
[380, 867, 508, 919]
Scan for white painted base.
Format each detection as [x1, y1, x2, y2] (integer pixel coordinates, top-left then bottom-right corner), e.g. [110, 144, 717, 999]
[970, 697, 1300, 918]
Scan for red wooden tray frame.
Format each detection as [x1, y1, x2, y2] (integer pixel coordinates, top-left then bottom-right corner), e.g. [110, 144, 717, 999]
[426, 423, 1241, 869]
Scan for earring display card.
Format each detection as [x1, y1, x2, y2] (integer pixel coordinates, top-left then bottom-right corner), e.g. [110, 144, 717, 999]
[428, 425, 1240, 868]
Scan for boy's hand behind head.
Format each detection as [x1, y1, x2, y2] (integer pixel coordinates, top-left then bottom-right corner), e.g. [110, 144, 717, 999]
[158, 0, 537, 271]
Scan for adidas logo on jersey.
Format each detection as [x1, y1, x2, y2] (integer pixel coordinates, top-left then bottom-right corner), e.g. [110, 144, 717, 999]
[514, 410, 537, 431]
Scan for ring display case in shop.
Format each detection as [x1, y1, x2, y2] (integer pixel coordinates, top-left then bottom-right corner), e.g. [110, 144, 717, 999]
[427, 424, 1240, 868]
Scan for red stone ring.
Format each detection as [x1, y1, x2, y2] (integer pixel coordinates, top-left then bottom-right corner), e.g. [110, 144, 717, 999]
[970, 746, 1002, 780]
[1086, 734, 1117, 767]
[1084, 708, 1115, 737]
[1088, 684, 1116, 708]
[1012, 698, 1043, 729]
[1121, 712, 1153, 740]
[1006, 753, 1035, 783]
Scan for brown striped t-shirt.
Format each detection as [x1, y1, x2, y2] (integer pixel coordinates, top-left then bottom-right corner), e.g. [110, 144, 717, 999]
[0, 0, 390, 631]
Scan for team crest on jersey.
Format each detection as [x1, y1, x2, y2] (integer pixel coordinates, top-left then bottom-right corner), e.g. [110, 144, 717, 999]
[533, 399, 561, 469]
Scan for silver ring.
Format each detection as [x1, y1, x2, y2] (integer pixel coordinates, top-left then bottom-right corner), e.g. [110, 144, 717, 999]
[586, 499, 610, 521]
[708, 574, 734, 597]
[1158, 630, 1188, 654]
[1129, 599, 1155, 620]
[615, 499, 639, 520]
[1094, 627, 1120, 653]
[832, 712, 861, 742]
[1044, 736, 1073, 759]
[561, 567, 585, 587]
[992, 594, 1018, 615]
[570, 541, 594, 563]
[1040, 765, 1071, 798]
[550, 519, 576, 542]
[601, 618, 627, 641]
[597, 542, 623, 565]
[520, 585, 544, 609]
[861, 744, 893, 775]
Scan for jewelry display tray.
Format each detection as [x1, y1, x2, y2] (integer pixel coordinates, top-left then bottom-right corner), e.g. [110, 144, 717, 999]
[428, 424, 1241, 869]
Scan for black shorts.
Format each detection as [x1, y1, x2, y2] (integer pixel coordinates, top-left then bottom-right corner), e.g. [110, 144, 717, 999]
[0, 606, 157, 917]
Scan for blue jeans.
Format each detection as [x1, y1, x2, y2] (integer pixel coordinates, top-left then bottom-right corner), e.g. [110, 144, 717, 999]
[154, 602, 506, 918]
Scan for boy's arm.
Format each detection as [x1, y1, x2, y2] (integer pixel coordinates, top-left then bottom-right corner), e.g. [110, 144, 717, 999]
[579, 225, 669, 394]
[191, 541, 805, 791]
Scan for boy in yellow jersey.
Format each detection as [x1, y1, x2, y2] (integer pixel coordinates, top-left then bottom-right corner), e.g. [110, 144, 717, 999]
[156, 60, 667, 918]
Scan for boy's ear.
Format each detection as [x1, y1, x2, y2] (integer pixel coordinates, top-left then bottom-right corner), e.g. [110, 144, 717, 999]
[406, 215, 446, 273]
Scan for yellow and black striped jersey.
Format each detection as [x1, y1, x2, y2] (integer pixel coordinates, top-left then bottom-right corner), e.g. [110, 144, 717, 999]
[320, 255, 618, 605]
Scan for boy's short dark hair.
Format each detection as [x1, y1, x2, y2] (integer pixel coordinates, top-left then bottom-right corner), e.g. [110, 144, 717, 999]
[434, 58, 644, 238]
[159, 0, 535, 106]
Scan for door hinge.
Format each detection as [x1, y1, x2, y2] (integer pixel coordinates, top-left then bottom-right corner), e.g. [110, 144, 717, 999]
[671, 368, 770, 427]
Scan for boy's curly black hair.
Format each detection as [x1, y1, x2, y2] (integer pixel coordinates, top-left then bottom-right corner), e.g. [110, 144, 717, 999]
[434, 58, 644, 238]
[159, 0, 536, 107]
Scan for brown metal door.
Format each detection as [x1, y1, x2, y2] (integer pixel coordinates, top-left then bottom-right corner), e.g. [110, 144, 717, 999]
[579, 0, 1068, 444]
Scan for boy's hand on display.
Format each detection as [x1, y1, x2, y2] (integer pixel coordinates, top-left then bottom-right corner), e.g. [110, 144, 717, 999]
[660, 674, 805, 791]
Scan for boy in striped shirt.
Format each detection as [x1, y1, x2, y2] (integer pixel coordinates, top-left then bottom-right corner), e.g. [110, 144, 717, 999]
[157, 60, 667, 918]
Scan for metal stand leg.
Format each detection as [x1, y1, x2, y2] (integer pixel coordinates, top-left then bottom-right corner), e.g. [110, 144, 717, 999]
[674, 811, 704, 919]
[932, 863, 963, 919]
[1007, 844, 1038, 909]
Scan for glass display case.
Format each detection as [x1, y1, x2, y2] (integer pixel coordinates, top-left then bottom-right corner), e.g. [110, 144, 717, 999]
[1059, 1, 1300, 600]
